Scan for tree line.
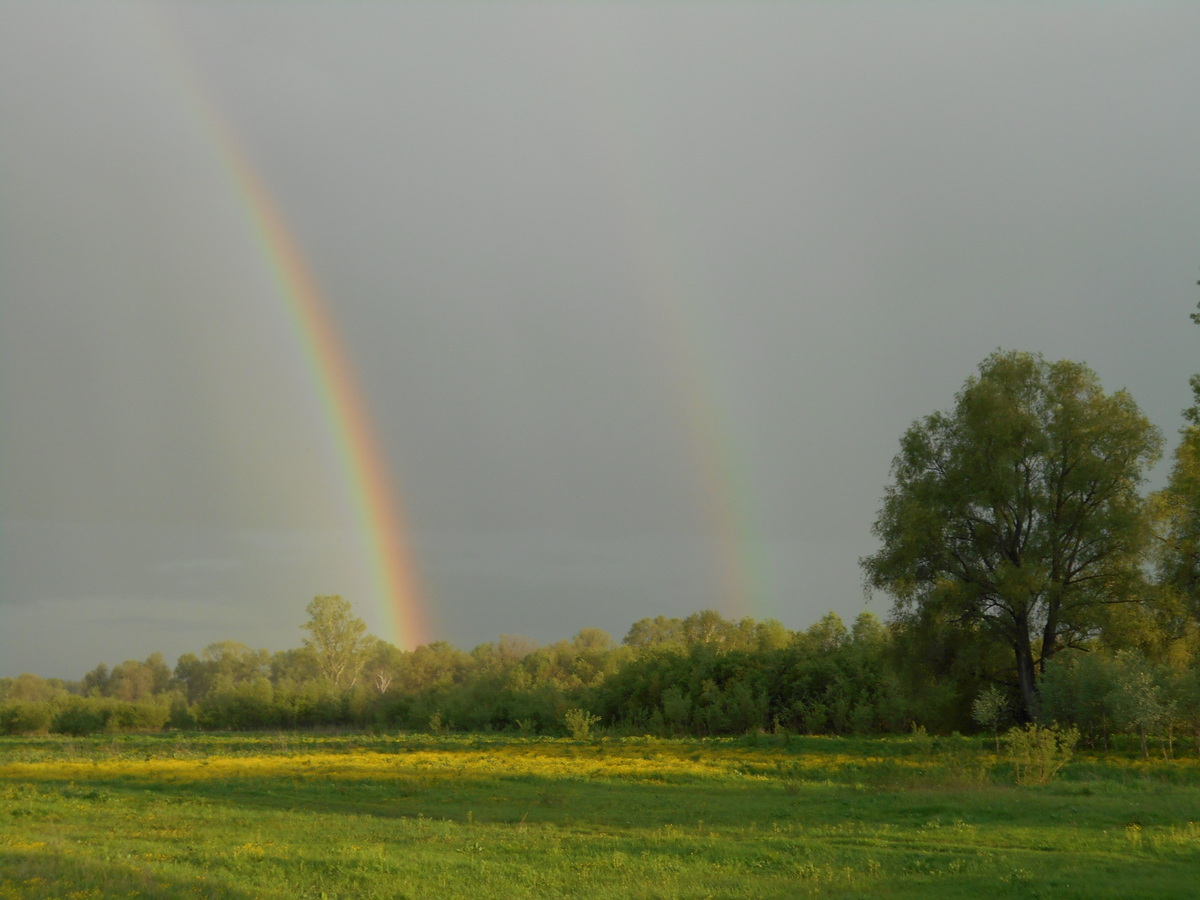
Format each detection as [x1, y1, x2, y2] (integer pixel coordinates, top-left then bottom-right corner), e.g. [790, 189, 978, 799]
[2, 598, 1198, 756]
[4, 301, 1200, 751]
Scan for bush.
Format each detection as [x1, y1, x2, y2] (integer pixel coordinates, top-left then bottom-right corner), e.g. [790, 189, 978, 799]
[0, 701, 54, 735]
[48, 697, 169, 735]
[971, 685, 1010, 752]
[52, 698, 109, 735]
[1003, 723, 1078, 785]
[196, 677, 278, 730]
[563, 707, 600, 739]
[1038, 651, 1118, 749]
[1111, 651, 1174, 760]
[167, 693, 198, 730]
[105, 699, 170, 732]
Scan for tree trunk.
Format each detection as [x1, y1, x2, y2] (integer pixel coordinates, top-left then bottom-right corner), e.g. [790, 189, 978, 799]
[1014, 638, 1039, 722]
[1040, 599, 1060, 674]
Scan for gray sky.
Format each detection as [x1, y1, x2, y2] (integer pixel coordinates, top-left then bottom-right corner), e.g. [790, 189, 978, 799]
[2, 1, 1198, 678]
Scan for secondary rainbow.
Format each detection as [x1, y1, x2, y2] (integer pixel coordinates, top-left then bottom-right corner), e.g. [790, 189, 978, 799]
[569, 33, 771, 619]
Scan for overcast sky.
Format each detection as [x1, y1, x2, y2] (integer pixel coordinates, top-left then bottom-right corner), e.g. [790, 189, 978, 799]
[2, 1, 1199, 678]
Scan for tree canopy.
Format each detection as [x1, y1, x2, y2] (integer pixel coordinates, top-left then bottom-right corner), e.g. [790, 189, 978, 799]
[861, 350, 1162, 720]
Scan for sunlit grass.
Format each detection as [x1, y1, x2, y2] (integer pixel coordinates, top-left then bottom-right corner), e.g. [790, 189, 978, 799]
[2, 733, 1199, 898]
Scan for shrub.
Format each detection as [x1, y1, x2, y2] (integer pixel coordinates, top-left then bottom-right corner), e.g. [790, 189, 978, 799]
[1037, 651, 1119, 749]
[908, 723, 934, 755]
[0, 701, 53, 735]
[52, 698, 109, 735]
[1111, 651, 1174, 760]
[167, 693, 198, 730]
[661, 686, 691, 734]
[971, 685, 1010, 752]
[105, 699, 170, 732]
[47, 697, 169, 735]
[1003, 723, 1078, 785]
[563, 707, 600, 739]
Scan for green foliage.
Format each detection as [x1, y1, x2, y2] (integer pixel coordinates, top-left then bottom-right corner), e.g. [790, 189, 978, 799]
[971, 685, 1010, 751]
[936, 732, 994, 787]
[11, 595, 1199, 745]
[563, 707, 600, 739]
[863, 350, 1162, 720]
[1154, 337, 1200, 630]
[1037, 650, 1120, 748]
[174, 642, 271, 704]
[105, 652, 171, 700]
[1111, 650, 1176, 759]
[907, 723, 934, 755]
[1174, 665, 1200, 754]
[1002, 723, 1079, 785]
[0, 673, 64, 703]
[623, 611, 791, 654]
[0, 701, 53, 735]
[1039, 649, 1189, 761]
[47, 697, 169, 735]
[301, 595, 371, 690]
[167, 691, 197, 730]
[196, 675, 278, 730]
[659, 685, 691, 734]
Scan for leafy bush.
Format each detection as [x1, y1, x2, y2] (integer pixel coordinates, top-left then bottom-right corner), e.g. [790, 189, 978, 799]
[563, 707, 600, 739]
[1111, 651, 1175, 760]
[1037, 651, 1118, 748]
[105, 699, 170, 732]
[48, 697, 169, 735]
[52, 698, 109, 735]
[0, 701, 53, 735]
[971, 686, 1010, 751]
[1002, 723, 1078, 785]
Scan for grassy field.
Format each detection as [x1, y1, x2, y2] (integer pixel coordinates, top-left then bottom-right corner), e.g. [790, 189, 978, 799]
[1, 732, 1198, 899]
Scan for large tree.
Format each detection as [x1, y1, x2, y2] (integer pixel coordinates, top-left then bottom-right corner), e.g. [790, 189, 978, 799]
[1152, 301, 1200, 643]
[862, 350, 1162, 719]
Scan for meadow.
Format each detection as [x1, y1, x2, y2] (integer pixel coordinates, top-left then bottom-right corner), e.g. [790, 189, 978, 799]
[1, 732, 1198, 899]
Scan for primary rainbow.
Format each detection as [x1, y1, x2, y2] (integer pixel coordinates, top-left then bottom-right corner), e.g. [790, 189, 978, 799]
[150, 7, 767, 637]
[231, 161, 431, 650]
[148, 10, 430, 648]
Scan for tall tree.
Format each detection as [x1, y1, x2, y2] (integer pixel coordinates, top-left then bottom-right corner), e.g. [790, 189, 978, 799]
[862, 350, 1162, 720]
[301, 595, 371, 690]
[1152, 300, 1200, 639]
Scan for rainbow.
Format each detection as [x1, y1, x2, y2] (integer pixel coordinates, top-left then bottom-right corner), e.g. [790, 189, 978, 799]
[570, 37, 771, 620]
[229, 163, 431, 649]
[148, 7, 767, 635]
[147, 10, 430, 648]
[634, 220, 772, 622]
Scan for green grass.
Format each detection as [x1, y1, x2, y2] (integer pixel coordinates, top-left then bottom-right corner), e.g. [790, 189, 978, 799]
[1, 733, 1198, 898]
